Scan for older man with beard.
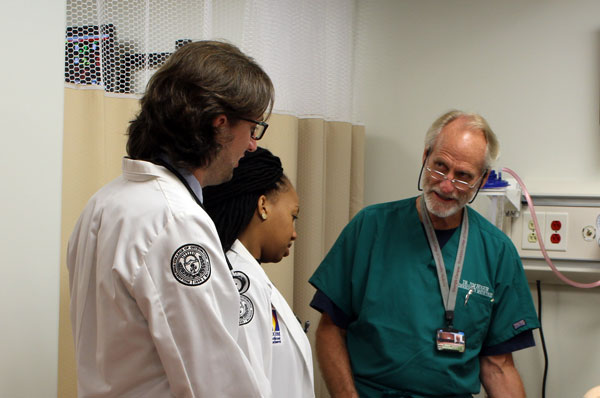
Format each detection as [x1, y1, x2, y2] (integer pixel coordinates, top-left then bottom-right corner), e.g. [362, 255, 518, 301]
[309, 110, 539, 398]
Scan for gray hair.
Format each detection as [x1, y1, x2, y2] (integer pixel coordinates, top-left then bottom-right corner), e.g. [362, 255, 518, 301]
[424, 110, 499, 170]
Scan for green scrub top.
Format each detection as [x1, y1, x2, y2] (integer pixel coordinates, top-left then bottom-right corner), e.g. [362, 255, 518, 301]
[309, 197, 539, 397]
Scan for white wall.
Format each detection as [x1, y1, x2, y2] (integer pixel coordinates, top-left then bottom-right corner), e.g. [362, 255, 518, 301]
[0, 2, 65, 398]
[355, 1, 600, 397]
[357, 0, 600, 205]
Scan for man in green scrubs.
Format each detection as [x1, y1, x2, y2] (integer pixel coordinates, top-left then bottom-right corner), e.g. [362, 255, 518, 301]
[309, 110, 539, 398]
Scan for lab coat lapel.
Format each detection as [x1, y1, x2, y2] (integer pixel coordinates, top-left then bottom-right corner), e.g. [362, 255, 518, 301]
[270, 287, 313, 379]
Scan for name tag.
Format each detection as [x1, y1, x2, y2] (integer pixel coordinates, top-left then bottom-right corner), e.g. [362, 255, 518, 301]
[436, 328, 466, 353]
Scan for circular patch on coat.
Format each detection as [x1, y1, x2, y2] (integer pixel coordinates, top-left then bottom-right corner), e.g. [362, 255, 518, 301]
[239, 295, 254, 325]
[233, 270, 250, 294]
[171, 244, 211, 286]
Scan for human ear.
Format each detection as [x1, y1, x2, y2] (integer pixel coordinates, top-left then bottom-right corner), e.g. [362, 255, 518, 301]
[422, 148, 430, 164]
[257, 195, 268, 221]
[212, 114, 228, 128]
[480, 169, 491, 187]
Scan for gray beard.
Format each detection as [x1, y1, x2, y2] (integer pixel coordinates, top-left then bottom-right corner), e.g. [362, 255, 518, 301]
[423, 189, 465, 218]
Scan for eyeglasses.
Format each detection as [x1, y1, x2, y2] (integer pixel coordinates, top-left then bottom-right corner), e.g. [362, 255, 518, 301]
[425, 167, 484, 191]
[239, 117, 269, 140]
[417, 155, 488, 204]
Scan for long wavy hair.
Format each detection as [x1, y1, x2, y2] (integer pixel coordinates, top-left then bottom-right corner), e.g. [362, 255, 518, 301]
[126, 40, 274, 170]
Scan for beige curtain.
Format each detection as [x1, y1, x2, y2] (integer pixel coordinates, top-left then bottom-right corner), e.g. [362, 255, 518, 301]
[58, 88, 137, 398]
[58, 88, 364, 397]
[294, 119, 365, 398]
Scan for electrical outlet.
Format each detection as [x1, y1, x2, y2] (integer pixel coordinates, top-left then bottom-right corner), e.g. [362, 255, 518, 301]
[543, 212, 568, 251]
[512, 204, 600, 264]
[521, 211, 545, 250]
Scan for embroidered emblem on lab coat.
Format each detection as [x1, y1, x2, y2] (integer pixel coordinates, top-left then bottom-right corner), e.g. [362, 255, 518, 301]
[233, 271, 250, 294]
[171, 244, 211, 286]
[239, 295, 254, 325]
[272, 309, 281, 344]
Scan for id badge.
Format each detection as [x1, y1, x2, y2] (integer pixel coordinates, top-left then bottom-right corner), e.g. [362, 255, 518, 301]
[436, 328, 466, 353]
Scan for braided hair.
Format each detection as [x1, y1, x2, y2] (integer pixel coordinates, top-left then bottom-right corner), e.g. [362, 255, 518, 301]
[203, 147, 288, 252]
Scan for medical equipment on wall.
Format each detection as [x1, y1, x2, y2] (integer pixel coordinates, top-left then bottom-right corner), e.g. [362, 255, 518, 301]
[475, 167, 600, 289]
[476, 168, 600, 398]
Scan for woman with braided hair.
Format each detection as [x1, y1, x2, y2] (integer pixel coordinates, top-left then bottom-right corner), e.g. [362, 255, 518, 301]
[204, 147, 314, 398]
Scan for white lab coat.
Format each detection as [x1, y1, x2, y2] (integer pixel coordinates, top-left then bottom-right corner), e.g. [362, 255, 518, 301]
[67, 158, 265, 398]
[228, 240, 315, 398]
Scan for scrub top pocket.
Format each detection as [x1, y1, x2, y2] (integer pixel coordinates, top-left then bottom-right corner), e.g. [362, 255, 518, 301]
[453, 288, 494, 350]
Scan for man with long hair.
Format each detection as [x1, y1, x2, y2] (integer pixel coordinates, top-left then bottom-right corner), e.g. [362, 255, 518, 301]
[68, 41, 274, 397]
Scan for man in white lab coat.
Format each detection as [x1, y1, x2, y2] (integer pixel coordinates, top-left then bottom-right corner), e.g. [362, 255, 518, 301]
[67, 40, 275, 397]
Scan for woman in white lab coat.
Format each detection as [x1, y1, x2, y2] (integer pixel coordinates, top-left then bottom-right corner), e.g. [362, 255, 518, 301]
[204, 147, 314, 398]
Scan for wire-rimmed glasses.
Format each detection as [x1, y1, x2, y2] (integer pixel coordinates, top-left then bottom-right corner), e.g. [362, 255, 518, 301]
[425, 167, 483, 191]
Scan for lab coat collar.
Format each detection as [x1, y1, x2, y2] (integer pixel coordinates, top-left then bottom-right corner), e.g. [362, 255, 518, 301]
[229, 240, 269, 280]
[122, 157, 203, 203]
[158, 154, 203, 203]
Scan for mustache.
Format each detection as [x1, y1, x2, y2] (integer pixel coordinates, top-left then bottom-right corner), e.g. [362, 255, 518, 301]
[426, 186, 459, 201]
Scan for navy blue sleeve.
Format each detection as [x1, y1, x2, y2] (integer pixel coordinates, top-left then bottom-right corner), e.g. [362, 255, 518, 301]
[309, 289, 351, 329]
[479, 329, 535, 356]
